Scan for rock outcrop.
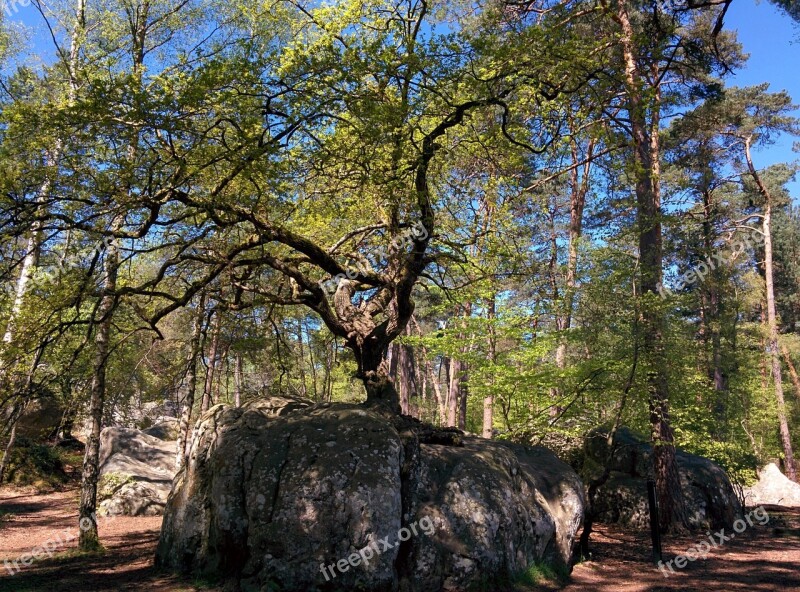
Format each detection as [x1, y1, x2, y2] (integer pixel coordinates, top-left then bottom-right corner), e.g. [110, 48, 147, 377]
[155, 395, 584, 592]
[97, 420, 178, 516]
[15, 396, 64, 440]
[582, 426, 742, 530]
[744, 463, 800, 507]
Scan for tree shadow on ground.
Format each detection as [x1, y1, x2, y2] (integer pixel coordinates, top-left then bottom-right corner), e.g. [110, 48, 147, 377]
[554, 506, 800, 592]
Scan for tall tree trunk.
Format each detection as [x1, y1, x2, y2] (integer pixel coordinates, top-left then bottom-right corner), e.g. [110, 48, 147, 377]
[201, 310, 221, 414]
[700, 188, 728, 428]
[745, 139, 796, 482]
[176, 293, 206, 469]
[614, 1, 687, 530]
[79, 214, 123, 550]
[391, 326, 418, 416]
[215, 343, 229, 404]
[234, 352, 243, 408]
[401, 345, 411, 416]
[58, 390, 77, 441]
[0, 399, 25, 483]
[296, 318, 308, 397]
[79, 0, 153, 549]
[0, 421, 17, 485]
[555, 133, 593, 369]
[458, 365, 469, 430]
[447, 357, 461, 428]
[482, 295, 497, 439]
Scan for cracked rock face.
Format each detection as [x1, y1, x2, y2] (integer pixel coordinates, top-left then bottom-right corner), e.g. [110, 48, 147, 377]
[155, 396, 585, 592]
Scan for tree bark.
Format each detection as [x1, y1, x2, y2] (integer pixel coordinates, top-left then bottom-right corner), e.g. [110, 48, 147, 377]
[176, 292, 206, 470]
[482, 296, 497, 439]
[554, 131, 593, 370]
[200, 310, 221, 414]
[458, 365, 469, 430]
[447, 357, 461, 428]
[745, 139, 796, 482]
[700, 188, 728, 429]
[79, 214, 123, 550]
[0, 415, 19, 484]
[296, 318, 308, 397]
[234, 352, 244, 408]
[614, 1, 688, 530]
[390, 326, 418, 416]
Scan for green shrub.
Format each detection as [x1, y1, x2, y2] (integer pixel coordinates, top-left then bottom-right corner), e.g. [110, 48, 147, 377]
[3, 438, 69, 491]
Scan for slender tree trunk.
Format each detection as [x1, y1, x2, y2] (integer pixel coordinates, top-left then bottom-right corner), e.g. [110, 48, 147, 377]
[234, 353, 243, 408]
[429, 359, 445, 425]
[615, 1, 687, 530]
[79, 0, 152, 548]
[701, 189, 728, 428]
[200, 311, 221, 414]
[215, 343, 229, 403]
[1, 231, 41, 364]
[746, 139, 796, 481]
[322, 339, 332, 403]
[458, 365, 469, 430]
[176, 293, 206, 469]
[552, 134, 593, 409]
[391, 326, 417, 416]
[482, 296, 497, 439]
[0, 416, 18, 484]
[296, 318, 308, 397]
[397, 346, 411, 415]
[446, 358, 460, 427]
[58, 391, 77, 441]
[760, 307, 771, 391]
[79, 214, 123, 550]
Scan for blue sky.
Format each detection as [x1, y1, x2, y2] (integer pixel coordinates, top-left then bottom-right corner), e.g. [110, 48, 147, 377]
[726, 0, 800, 198]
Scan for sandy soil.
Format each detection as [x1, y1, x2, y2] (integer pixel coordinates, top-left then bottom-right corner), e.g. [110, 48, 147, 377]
[0, 487, 195, 592]
[560, 504, 800, 592]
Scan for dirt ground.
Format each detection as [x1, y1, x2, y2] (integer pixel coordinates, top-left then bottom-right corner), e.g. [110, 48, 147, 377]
[560, 504, 800, 592]
[1, 486, 798, 592]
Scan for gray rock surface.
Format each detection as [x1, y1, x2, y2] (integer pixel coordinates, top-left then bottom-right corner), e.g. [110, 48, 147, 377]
[744, 463, 800, 507]
[97, 423, 178, 516]
[155, 395, 585, 592]
[583, 426, 742, 530]
[143, 418, 180, 441]
[15, 396, 64, 440]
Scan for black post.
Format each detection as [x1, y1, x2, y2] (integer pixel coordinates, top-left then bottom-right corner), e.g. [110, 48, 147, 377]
[647, 479, 662, 563]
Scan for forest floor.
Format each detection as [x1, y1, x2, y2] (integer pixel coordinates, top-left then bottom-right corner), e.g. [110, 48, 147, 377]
[1, 485, 798, 592]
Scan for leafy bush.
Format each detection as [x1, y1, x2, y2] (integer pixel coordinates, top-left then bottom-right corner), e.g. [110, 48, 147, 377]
[3, 438, 70, 491]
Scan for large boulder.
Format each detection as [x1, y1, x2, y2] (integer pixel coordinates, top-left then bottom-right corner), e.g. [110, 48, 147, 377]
[15, 396, 64, 440]
[143, 417, 180, 441]
[744, 463, 800, 507]
[155, 396, 585, 592]
[97, 420, 178, 516]
[583, 426, 742, 530]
